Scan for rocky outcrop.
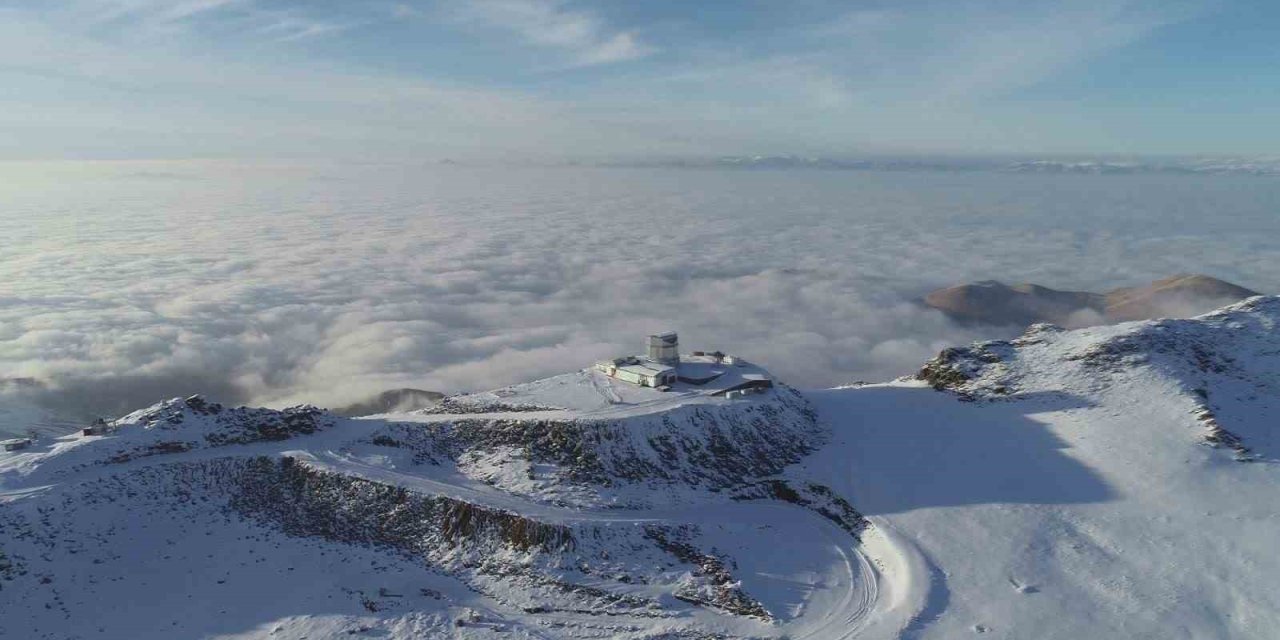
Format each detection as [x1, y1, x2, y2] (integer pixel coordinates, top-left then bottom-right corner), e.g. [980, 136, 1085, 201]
[420, 398, 561, 415]
[333, 388, 444, 417]
[643, 526, 770, 620]
[917, 341, 1015, 396]
[731, 479, 868, 538]
[362, 384, 824, 496]
[918, 296, 1280, 461]
[0, 370, 846, 634]
[231, 456, 576, 555]
[83, 397, 337, 469]
[113, 395, 335, 446]
[1190, 389, 1254, 461]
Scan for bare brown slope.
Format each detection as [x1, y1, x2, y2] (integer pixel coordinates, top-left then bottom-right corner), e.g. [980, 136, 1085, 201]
[924, 280, 1103, 327]
[925, 274, 1259, 328]
[1105, 274, 1260, 322]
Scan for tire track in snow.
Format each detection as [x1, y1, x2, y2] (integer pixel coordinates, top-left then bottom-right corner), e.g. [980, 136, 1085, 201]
[297, 450, 889, 637]
[800, 389, 949, 639]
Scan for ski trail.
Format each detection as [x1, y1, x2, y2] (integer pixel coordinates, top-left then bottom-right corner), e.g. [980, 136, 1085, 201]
[798, 391, 946, 639]
[1, 393, 927, 639]
[299, 449, 891, 638]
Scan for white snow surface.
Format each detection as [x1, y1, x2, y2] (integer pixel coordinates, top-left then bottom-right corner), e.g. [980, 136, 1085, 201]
[3, 297, 1280, 638]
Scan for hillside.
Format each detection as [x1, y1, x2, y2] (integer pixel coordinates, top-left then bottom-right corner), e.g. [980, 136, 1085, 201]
[0, 366, 874, 639]
[924, 273, 1259, 328]
[3, 298, 1280, 638]
[867, 295, 1280, 637]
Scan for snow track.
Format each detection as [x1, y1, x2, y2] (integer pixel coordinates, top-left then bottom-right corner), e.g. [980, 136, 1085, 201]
[3, 436, 891, 639]
[12, 299, 1280, 638]
[301, 448, 889, 637]
[0, 378, 903, 639]
[786, 523, 878, 640]
[801, 392, 943, 639]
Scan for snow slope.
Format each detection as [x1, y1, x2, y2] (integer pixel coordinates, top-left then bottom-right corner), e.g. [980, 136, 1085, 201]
[3, 298, 1280, 638]
[812, 296, 1280, 638]
[0, 370, 882, 639]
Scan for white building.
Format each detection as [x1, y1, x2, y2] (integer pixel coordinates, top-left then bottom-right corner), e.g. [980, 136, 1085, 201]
[593, 331, 775, 395]
[2, 438, 32, 452]
[594, 356, 677, 388]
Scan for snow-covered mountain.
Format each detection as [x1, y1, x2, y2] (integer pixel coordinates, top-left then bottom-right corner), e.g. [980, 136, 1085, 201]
[1001, 158, 1280, 176]
[604, 154, 1280, 176]
[4, 298, 1280, 638]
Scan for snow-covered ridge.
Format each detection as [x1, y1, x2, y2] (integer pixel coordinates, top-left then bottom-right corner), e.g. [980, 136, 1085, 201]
[0, 365, 865, 639]
[4, 299, 1280, 638]
[360, 384, 823, 506]
[808, 295, 1280, 638]
[917, 295, 1280, 460]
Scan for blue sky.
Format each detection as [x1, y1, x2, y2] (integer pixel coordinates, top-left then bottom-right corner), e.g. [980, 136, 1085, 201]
[0, 0, 1276, 160]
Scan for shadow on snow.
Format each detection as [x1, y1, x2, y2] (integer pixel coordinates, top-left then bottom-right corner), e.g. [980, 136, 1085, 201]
[810, 385, 1115, 516]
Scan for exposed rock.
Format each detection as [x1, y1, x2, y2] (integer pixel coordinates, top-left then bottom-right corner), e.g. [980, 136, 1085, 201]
[0, 367, 841, 635]
[643, 526, 770, 620]
[231, 456, 576, 555]
[419, 398, 561, 415]
[918, 296, 1280, 460]
[360, 384, 824, 496]
[730, 480, 868, 538]
[917, 342, 1013, 396]
[332, 388, 445, 417]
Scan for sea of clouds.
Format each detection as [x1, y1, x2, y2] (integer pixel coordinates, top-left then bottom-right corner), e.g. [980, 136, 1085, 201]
[3, 160, 1279, 426]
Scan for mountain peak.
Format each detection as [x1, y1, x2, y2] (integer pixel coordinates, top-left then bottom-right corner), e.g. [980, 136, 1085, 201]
[925, 273, 1259, 328]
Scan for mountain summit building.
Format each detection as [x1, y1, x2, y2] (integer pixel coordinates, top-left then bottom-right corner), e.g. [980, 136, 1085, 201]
[594, 332, 682, 389]
[593, 332, 773, 396]
[593, 356, 677, 389]
[647, 331, 680, 365]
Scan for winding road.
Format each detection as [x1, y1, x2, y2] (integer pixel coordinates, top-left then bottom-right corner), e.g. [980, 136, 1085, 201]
[1, 391, 941, 639]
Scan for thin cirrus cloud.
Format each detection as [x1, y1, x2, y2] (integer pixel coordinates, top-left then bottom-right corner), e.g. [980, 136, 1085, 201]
[828, 1, 1202, 103]
[0, 0, 1244, 159]
[436, 0, 656, 67]
[54, 0, 349, 42]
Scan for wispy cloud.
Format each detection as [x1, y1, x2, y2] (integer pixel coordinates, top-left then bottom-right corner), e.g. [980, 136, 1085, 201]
[444, 0, 655, 66]
[58, 0, 349, 42]
[0, 0, 1229, 158]
[0, 4, 594, 160]
[808, 0, 1204, 103]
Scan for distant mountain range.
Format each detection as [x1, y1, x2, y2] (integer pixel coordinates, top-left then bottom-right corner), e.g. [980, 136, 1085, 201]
[601, 155, 1280, 176]
[925, 274, 1261, 328]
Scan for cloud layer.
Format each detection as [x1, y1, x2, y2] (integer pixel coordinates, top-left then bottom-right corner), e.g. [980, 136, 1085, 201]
[2, 161, 1278, 421]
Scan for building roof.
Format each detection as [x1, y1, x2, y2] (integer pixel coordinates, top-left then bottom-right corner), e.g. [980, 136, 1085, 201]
[617, 360, 675, 377]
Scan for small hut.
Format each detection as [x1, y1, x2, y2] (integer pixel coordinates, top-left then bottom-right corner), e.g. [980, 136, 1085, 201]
[2, 438, 32, 452]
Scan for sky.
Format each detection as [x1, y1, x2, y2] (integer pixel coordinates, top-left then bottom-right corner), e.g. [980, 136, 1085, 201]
[1, 0, 1278, 160]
